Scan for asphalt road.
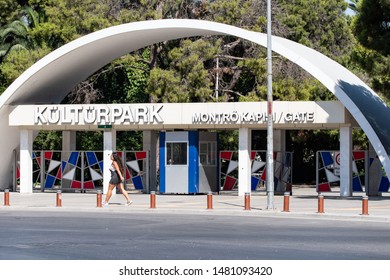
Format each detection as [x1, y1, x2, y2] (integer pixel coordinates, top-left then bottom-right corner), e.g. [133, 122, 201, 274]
[0, 211, 389, 260]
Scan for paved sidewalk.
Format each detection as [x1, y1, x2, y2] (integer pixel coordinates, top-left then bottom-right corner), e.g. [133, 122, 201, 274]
[1, 187, 390, 222]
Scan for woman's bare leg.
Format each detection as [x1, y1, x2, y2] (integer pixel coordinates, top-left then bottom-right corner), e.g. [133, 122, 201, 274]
[118, 183, 131, 202]
[104, 184, 115, 204]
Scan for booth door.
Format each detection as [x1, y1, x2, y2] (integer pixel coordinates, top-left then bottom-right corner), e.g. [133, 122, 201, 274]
[165, 141, 188, 193]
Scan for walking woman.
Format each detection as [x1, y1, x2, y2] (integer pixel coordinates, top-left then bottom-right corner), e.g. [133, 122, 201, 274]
[103, 152, 132, 206]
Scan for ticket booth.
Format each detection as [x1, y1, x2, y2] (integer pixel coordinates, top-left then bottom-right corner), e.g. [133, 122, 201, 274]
[159, 131, 217, 194]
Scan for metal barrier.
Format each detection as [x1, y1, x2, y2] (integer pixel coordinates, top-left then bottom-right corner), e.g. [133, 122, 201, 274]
[14, 150, 148, 192]
[219, 150, 293, 193]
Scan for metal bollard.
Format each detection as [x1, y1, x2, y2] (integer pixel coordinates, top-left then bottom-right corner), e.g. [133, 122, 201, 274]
[56, 190, 62, 207]
[283, 192, 290, 212]
[362, 196, 369, 215]
[317, 193, 324, 213]
[97, 190, 102, 208]
[244, 192, 251, 211]
[150, 191, 156, 209]
[4, 189, 10, 206]
[207, 191, 213, 210]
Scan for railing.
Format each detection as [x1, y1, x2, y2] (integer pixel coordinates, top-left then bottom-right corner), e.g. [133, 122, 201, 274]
[15, 150, 148, 192]
[316, 150, 390, 193]
[219, 150, 293, 193]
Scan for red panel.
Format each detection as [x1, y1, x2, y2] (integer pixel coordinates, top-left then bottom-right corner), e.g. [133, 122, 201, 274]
[250, 151, 256, 160]
[44, 151, 53, 160]
[261, 168, 267, 180]
[83, 181, 94, 189]
[71, 181, 82, 189]
[56, 167, 62, 179]
[36, 157, 41, 167]
[16, 166, 20, 179]
[318, 183, 331, 192]
[223, 176, 237, 190]
[353, 151, 365, 161]
[220, 151, 233, 160]
[126, 167, 131, 180]
[136, 151, 147, 160]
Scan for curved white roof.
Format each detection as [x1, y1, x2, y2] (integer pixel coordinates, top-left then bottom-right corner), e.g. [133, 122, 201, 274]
[1, 19, 389, 188]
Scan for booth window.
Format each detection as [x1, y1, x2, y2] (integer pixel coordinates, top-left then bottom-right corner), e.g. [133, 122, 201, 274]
[199, 142, 217, 166]
[166, 142, 187, 165]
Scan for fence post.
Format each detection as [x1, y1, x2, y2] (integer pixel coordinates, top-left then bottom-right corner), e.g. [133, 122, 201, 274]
[56, 190, 62, 207]
[244, 192, 251, 211]
[283, 192, 290, 212]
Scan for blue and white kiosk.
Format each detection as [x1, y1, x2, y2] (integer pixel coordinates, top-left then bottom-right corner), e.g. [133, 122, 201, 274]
[159, 131, 218, 194]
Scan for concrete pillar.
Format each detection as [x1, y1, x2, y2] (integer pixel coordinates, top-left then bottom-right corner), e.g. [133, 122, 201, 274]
[62, 131, 76, 151]
[340, 126, 352, 197]
[238, 128, 251, 196]
[143, 131, 158, 193]
[103, 130, 116, 195]
[368, 142, 381, 196]
[61, 131, 76, 189]
[20, 129, 33, 193]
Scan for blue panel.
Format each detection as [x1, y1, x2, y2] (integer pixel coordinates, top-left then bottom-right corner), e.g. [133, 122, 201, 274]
[62, 161, 67, 171]
[132, 176, 144, 190]
[188, 131, 199, 193]
[321, 152, 334, 167]
[379, 176, 390, 192]
[68, 152, 79, 166]
[86, 151, 98, 166]
[274, 177, 278, 191]
[98, 161, 104, 172]
[159, 132, 166, 193]
[45, 174, 56, 188]
[352, 176, 363, 192]
[251, 176, 260, 191]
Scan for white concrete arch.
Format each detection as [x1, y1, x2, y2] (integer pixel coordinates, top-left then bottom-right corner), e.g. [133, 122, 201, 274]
[1, 19, 390, 189]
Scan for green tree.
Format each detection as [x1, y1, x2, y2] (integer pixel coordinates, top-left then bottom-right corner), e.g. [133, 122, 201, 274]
[0, 5, 40, 63]
[280, 0, 353, 62]
[351, 0, 390, 100]
[353, 0, 390, 56]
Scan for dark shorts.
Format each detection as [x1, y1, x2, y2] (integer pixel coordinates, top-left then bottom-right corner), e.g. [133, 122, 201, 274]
[109, 170, 122, 185]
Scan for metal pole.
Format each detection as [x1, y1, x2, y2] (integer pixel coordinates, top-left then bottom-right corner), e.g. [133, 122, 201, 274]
[56, 190, 62, 207]
[97, 190, 102, 208]
[150, 191, 156, 208]
[207, 191, 213, 210]
[244, 192, 251, 211]
[266, 0, 274, 209]
[283, 192, 290, 212]
[4, 189, 10, 206]
[317, 193, 324, 213]
[362, 195, 369, 215]
[215, 56, 219, 101]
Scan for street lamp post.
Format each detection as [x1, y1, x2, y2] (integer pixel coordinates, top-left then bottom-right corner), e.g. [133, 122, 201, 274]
[266, 0, 274, 209]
